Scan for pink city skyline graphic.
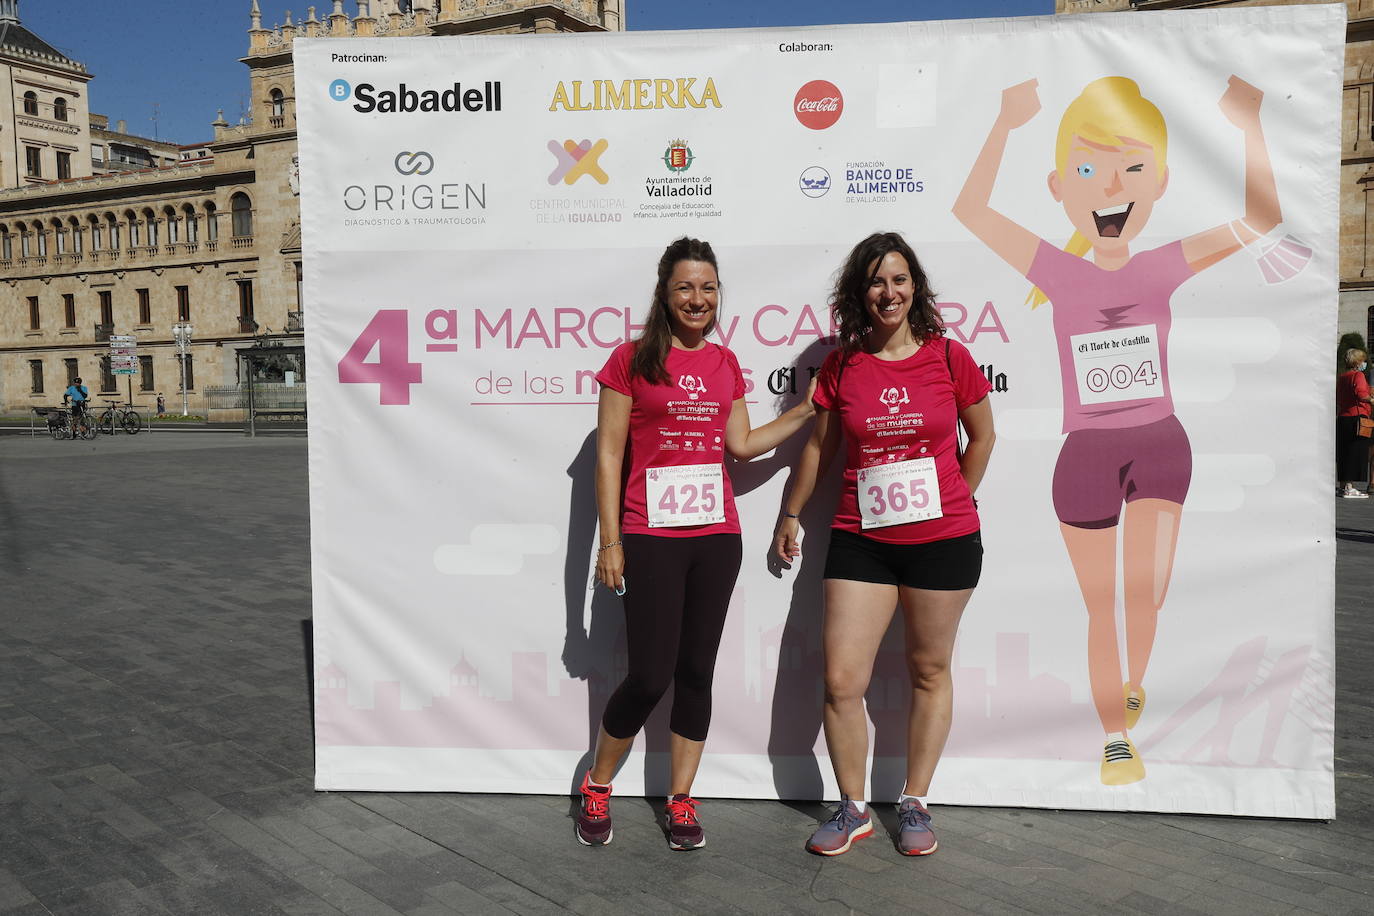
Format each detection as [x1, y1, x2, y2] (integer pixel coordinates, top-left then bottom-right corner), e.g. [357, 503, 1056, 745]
[316, 601, 1323, 769]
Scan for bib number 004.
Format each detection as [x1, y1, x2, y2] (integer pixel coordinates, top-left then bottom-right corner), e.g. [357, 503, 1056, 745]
[858, 457, 943, 529]
[646, 464, 725, 528]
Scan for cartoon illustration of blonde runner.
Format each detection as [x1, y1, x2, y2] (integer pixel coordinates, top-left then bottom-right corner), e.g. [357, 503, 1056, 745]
[953, 75, 1290, 785]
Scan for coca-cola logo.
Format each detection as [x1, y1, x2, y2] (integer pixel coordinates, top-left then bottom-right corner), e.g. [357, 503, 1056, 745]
[794, 79, 843, 130]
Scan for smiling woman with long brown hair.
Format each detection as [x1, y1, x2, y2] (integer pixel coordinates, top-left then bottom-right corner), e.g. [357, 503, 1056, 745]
[577, 237, 816, 850]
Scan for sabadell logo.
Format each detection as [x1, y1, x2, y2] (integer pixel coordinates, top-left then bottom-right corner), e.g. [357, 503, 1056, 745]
[328, 77, 502, 114]
[794, 80, 843, 130]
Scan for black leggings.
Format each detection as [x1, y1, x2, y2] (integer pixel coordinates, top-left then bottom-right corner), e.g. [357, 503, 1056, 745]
[601, 532, 742, 742]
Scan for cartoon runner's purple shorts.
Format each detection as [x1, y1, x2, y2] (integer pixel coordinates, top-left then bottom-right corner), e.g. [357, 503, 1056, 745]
[1053, 415, 1192, 529]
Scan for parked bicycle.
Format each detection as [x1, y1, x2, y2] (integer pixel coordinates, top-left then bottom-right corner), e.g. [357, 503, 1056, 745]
[96, 399, 142, 435]
[47, 407, 96, 441]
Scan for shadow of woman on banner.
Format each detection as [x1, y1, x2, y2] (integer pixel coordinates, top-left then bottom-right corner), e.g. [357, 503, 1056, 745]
[561, 428, 679, 801]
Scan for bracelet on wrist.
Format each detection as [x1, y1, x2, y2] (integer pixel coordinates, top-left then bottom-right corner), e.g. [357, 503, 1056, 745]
[783, 512, 799, 519]
[598, 540, 622, 552]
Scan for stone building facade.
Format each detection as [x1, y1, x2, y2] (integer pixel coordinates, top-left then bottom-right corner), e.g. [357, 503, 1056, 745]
[1057, 0, 1374, 346]
[0, 0, 624, 417]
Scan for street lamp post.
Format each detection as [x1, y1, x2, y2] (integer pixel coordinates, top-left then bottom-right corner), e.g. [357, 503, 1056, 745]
[172, 322, 193, 416]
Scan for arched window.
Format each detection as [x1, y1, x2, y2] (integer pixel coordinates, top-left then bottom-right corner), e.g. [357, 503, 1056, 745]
[163, 205, 178, 244]
[51, 218, 66, 254]
[53, 97, 67, 122]
[22, 91, 37, 115]
[36, 225, 47, 257]
[183, 203, 198, 243]
[270, 88, 285, 119]
[205, 202, 218, 242]
[126, 210, 140, 247]
[88, 214, 101, 251]
[105, 213, 119, 250]
[231, 192, 252, 238]
[142, 208, 158, 247]
[1, 225, 10, 261]
[68, 216, 82, 253]
[18, 222, 30, 258]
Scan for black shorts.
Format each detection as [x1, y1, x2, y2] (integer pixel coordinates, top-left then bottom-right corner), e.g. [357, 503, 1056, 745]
[823, 529, 983, 591]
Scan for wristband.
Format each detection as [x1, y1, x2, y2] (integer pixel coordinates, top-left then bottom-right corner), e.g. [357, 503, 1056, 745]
[783, 513, 799, 519]
[598, 540, 622, 552]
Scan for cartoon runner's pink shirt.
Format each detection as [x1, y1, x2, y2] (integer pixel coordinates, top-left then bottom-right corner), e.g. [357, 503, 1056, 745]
[596, 341, 745, 537]
[1027, 240, 1194, 434]
[814, 338, 991, 545]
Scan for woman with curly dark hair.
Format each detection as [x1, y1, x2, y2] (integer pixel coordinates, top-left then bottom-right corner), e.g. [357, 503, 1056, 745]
[773, 231, 995, 857]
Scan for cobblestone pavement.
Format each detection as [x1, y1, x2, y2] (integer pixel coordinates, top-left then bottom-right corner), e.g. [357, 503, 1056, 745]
[1, 436, 1369, 914]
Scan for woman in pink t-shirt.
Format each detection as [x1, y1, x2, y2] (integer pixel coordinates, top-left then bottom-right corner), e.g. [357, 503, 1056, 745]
[952, 75, 1283, 785]
[773, 232, 996, 857]
[575, 237, 816, 851]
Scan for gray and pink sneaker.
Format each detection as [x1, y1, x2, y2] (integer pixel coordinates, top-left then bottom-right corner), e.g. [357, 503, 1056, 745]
[896, 798, 938, 856]
[806, 796, 872, 856]
[575, 771, 613, 846]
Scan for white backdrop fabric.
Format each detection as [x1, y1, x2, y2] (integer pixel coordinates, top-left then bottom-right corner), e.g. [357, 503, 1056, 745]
[297, 5, 1343, 817]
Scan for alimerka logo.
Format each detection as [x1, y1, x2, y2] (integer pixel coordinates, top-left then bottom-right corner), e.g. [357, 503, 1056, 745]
[549, 78, 722, 111]
[330, 78, 503, 114]
[794, 79, 843, 130]
[548, 139, 610, 186]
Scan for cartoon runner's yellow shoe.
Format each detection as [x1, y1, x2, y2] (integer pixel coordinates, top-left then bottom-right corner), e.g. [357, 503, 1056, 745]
[1123, 684, 1146, 731]
[1101, 734, 1145, 786]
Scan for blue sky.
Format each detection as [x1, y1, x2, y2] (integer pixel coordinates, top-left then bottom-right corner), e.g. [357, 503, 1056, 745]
[16, 1, 1051, 144]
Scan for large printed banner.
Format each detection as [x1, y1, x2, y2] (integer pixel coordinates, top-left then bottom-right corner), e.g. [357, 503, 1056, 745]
[298, 5, 1342, 817]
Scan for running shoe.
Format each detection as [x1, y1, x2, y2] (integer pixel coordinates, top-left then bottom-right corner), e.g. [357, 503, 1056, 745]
[575, 771, 613, 846]
[1123, 683, 1146, 731]
[1341, 484, 1369, 499]
[896, 798, 938, 856]
[805, 796, 873, 856]
[1100, 736, 1146, 786]
[665, 794, 705, 850]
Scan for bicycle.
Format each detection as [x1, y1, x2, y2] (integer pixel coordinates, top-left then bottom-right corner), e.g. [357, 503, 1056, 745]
[49, 406, 96, 441]
[96, 399, 142, 435]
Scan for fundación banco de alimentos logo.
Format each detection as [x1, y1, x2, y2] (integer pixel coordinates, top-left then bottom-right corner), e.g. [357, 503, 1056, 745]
[548, 138, 610, 185]
[794, 80, 843, 130]
[799, 166, 831, 198]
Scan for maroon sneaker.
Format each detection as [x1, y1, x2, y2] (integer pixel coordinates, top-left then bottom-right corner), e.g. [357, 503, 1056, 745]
[665, 794, 705, 850]
[575, 771, 612, 846]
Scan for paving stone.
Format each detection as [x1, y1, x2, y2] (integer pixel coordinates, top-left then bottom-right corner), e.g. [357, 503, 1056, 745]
[1, 436, 1371, 914]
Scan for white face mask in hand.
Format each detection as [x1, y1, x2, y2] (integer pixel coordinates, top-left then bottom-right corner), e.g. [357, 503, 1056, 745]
[1229, 219, 1313, 284]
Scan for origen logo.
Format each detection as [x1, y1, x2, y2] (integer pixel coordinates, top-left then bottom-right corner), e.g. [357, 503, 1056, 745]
[795, 80, 843, 130]
[547, 138, 609, 186]
[329, 79, 352, 101]
[394, 151, 435, 176]
[799, 166, 831, 198]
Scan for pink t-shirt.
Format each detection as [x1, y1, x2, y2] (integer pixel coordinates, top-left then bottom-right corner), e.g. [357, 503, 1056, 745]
[596, 341, 746, 537]
[1027, 240, 1194, 434]
[813, 338, 991, 545]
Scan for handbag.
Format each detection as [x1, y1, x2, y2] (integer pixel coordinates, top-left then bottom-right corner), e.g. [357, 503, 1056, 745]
[1358, 417, 1374, 438]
